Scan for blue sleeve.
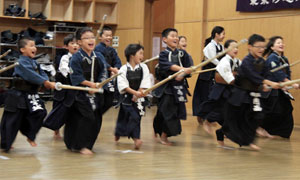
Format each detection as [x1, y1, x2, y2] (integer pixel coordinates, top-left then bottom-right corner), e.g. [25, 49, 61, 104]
[188, 54, 194, 66]
[112, 49, 122, 69]
[38, 65, 50, 81]
[15, 59, 48, 85]
[266, 55, 289, 82]
[69, 54, 86, 86]
[94, 44, 103, 54]
[158, 50, 174, 71]
[182, 50, 191, 67]
[240, 58, 265, 85]
[95, 52, 109, 82]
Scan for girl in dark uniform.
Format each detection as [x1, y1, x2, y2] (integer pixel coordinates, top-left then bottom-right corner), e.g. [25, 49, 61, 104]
[260, 36, 299, 138]
[192, 26, 225, 131]
[114, 44, 151, 150]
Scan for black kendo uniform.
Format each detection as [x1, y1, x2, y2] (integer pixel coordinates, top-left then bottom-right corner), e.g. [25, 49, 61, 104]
[198, 54, 241, 126]
[95, 43, 122, 114]
[153, 47, 191, 137]
[43, 54, 76, 130]
[64, 49, 108, 151]
[192, 43, 225, 117]
[260, 52, 294, 138]
[115, 63, 151, 139]
[1, 55, 48, 152]
[220, 53, 270, 146]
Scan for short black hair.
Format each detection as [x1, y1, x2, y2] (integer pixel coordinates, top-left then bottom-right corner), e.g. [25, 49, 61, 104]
[162, 28, 177, 38]
[263, 36, 283, 57]
[17, 37, 35, 53]
[76, 27, 93, 40]
[100, 25, 112, 36]
[63, 34, 76, 46]
[124, 44, 144, 62]
[248, 34, 265, 46]
[224, 39, 237, 49]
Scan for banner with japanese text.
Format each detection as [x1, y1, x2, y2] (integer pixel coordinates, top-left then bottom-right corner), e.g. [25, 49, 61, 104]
[236, 0, 300, 12]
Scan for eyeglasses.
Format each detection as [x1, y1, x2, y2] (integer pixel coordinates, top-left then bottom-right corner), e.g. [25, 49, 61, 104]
[253, 46, 266, 50]
[81, 37, 96, 40]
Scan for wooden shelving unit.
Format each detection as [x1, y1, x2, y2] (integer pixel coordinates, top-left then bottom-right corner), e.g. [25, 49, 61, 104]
[0, 0, 118, 24]
[51, 0, 73, 21]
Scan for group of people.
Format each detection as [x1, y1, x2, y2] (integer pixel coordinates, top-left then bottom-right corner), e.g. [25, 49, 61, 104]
[0, 24, 298, 155]
[192, 26, 298, 150]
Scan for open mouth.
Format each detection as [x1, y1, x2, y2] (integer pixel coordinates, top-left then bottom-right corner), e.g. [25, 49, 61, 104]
[88, 43, 94, 48]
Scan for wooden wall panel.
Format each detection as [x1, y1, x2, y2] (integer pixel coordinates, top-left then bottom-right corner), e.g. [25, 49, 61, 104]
[152, 0, 175, 33]
[206, 0, 300, 22]
[114, 29, 144, 64]
[117, 0, 145, 29]
[175, 0, 203, 23]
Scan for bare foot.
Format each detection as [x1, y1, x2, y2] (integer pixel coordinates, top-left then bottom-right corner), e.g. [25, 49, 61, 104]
[134, 139, 143, 150]
[203, 120, 213, 135]
[115, 136, 120, 142]
[27, 139, 37, 147]
[197, 117, 203, 125]
[250, 144, 261, 151]
[80, 148, 94, 155]
[217, 140, 225, 147]
[256, 127, 274, 138]
[160, 133, 173, 146]
[54, 130, 62, 140]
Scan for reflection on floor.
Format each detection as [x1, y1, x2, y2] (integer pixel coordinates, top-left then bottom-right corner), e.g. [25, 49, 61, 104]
[0, 102, 300, 180]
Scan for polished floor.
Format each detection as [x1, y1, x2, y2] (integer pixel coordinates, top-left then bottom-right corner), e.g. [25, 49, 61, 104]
[0, 102, 300, 180]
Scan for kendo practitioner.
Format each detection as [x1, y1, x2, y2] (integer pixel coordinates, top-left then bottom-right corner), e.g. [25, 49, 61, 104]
[114, 44, 151, 150]
[65, 27, 117, 155]
[43, 34, 79, 139]
[198, 39, 241, 135]
[220, 34, 281, 150]
[95, 26, 121, 114]
[260, 36, 299, 138]
[153, 28, 192, 145]
[0, 37, 56, 152]
[192, 26, 225, 127]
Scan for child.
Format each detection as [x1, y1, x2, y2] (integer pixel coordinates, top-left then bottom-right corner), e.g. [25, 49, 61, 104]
[260, 36, 299, 138]
[192, 26, 225, 127]
[198, 40, 241, 136]
[65, 27, 117, 155]
[43, 34, 79, 139]
[95, 26, 121, 114]
[0, 37, 56, 152]
[178, 36, 194, 66]
[153, 28, 192, 145]
[114, 44, 151, 149]
[220, 34, 280, 150]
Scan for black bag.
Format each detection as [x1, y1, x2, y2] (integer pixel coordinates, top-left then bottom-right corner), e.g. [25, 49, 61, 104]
[4, 4, 26, 17]
[1, 30, 19, 44]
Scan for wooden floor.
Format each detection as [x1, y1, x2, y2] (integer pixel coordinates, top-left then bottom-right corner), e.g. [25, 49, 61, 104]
[1, 102, 300, 180]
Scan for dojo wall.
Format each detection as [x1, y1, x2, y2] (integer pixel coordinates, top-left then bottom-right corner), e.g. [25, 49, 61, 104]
[174, 0, 300, 124]
[115, 0, 146, 64]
